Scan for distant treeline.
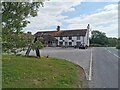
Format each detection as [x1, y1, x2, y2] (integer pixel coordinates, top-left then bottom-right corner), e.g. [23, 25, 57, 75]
[90, 30, 119, 49]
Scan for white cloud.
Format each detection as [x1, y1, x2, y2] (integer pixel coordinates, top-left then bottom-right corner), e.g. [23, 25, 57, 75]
[24, 0, 82, 34]
[84, 0, 119, 2]
[64, 4, 118, 37]
[24, 1, 118, 37]
[104, 4, 118, 10]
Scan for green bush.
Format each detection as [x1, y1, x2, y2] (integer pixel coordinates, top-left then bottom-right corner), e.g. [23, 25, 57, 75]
[116, 44, 120, 49]
[90, 44, 105, 47]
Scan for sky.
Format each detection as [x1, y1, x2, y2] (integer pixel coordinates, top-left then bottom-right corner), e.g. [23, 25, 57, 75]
[23, 0, 119, 38]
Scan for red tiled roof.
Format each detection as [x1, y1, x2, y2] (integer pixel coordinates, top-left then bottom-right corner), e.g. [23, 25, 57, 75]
[35, 29, 87, 37]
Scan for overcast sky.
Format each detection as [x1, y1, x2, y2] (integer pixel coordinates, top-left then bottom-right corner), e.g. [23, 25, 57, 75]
[23, 0, 119, 38]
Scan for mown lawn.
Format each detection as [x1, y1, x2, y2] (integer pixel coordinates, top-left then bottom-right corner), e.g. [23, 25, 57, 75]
[2, 55, 83, 88]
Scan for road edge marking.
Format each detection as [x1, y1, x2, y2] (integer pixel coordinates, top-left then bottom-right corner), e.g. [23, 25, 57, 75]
[88, 48, 93, 80]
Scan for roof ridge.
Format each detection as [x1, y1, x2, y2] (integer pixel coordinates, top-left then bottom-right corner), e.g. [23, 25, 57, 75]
[35, 29, 87, 36]
[36, 29, 87, 33]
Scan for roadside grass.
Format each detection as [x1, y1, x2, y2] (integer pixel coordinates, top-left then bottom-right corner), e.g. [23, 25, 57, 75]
[2, 55, 83, 88]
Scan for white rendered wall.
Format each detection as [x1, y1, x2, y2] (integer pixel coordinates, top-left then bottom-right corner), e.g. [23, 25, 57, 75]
[56, 36, 86, 46]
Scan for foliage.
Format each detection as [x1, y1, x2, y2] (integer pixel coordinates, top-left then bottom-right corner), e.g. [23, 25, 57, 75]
[116, 38, 120, 49]
[90, 30, 108, 46]
[2, 55, 83, 88]
[2, 32, 34, 54]
[90, 44, 103, 47]
[90, 30, 118, 47]
[107, 37, 118, 47]
[2, 2, 43, 32]
[2, 2, 44, 54]
[31, 37, 44, 50]
[116, 44, 120, 49]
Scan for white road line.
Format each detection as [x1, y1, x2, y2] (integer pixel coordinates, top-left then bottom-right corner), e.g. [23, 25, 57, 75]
[88, 48, 93, 80]
[108, 50, 112, 53]
[113, 54, 119, 58]
[106, 49, 120, 58]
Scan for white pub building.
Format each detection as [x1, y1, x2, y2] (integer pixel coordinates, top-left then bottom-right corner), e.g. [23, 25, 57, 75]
[35, 24, 90, 47]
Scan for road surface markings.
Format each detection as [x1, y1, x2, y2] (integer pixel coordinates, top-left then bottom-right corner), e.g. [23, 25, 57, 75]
[88, 48, 93, 80]
[105, 48, 120, 58]
[107, 50, 119, 58]
[108, 50, 112, 54]
[113, 54, 119, 58]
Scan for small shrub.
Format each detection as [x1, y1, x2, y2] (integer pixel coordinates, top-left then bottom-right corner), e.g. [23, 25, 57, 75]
[116, 44, 120, 49]
[90, 44, 103, 47]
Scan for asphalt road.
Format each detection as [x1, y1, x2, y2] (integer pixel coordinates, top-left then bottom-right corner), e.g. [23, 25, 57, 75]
[89, 47, 118, 88]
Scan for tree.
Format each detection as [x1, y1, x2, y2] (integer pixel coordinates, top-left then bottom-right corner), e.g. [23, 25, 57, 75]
[2, 2, 43, 32]
[31, 37, 44, 57]
[116, 38, 120, 49]
[2, 32, 34, 54]
[90, 30, 108, 46]
[107, 37, 118, 47]
[2, 1, 44, 54]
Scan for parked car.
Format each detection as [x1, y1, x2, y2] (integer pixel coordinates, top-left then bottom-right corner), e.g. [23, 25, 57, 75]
[79, 44, 86, 49]
[74, 44, 87, 49]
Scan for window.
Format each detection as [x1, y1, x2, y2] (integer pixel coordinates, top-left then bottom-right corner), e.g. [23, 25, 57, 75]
[59, 42, 63, 46]
[69, 42, 72, 46]
[77, 36, 80, 40]
[69, 36, 72, 40]
[60, 37, 63, 40]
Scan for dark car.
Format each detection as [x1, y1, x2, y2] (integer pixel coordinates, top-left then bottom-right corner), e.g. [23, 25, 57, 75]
[74, 44, 87, 49]
[79, 44, 86, 49]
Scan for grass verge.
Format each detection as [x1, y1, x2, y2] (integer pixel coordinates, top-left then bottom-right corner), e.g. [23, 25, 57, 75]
[2, 55, 87, 88]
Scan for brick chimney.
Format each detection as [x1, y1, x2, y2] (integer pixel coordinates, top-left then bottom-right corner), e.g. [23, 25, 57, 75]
[57, 26, 60, 31]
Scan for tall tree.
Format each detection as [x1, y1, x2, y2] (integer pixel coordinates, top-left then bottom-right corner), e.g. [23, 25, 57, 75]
[90, 30, 108, 46]
[2, 2, 43, 32]
[2, 1, 44, 54]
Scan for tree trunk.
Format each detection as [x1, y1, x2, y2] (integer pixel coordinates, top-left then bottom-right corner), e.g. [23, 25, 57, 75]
[25, 46, 31, 56]
[36, 48, 40, 58]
